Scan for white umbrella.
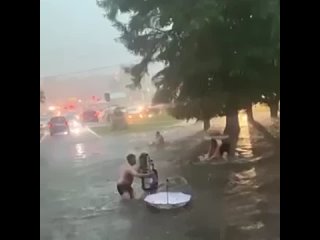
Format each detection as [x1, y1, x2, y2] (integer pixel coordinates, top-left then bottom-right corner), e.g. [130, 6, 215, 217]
[144, 192, 191, 210]
[144, 178, 191, 209]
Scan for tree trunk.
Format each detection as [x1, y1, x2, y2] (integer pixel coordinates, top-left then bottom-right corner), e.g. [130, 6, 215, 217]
[269, 102, 279, 118]
[203, 118, 210, 131]
[223, 108, 240, 157]
[224, 110, 240, 136]
[246, 103, 254, 123]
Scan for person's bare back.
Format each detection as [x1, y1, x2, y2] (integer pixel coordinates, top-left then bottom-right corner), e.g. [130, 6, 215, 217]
[118, 165, 134, 185]
[116, 154, 153, 199]
[116, 154, 137, 199]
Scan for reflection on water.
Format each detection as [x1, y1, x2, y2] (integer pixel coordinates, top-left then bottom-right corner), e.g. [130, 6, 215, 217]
[237, 112, 254, 158]
[72, 143, 88, 168]
[224, 162, 279, 239]
[41, 114, 279, 240]
[234, 167, 257, 180]
[75, 143, 86, 159]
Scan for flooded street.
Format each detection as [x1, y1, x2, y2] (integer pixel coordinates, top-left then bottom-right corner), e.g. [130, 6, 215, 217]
[40, 123, 202, 240]
[40, 0, 279, 238]
[40, 112, 279, 240]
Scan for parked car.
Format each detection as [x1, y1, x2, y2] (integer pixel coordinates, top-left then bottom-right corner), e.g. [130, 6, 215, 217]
[48, 116, 70, 136]
[82, 110, 99, 123]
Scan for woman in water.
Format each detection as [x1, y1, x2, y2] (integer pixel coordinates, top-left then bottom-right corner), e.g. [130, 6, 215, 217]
[207, 138, 220, 160]
[138, 153, 159, 193]
[199, 138, 230, 161]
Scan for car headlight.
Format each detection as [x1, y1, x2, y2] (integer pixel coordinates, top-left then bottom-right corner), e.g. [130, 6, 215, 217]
[72, 120, 80, 127]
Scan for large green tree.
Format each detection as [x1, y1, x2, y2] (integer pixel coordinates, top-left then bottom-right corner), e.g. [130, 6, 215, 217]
[98, 0, 280, 154]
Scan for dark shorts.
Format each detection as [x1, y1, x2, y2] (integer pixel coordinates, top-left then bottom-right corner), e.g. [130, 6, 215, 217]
[220, 142, 230, 156]
[116, 183, 134, 199]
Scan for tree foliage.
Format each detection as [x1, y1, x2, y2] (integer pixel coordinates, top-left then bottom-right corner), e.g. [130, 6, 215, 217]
[98, 0, 280, 124]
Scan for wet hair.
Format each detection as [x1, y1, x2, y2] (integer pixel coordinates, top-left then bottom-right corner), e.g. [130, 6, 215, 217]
[139, 152, 149, 159]
[139, 153, 149, 172]
[126, 154, 136, 166]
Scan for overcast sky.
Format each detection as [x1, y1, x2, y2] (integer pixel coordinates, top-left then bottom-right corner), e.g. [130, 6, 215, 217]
[40, 0, 138, 78]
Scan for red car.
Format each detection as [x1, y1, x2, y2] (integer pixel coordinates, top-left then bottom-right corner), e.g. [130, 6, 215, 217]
[82, 110, 99, 123]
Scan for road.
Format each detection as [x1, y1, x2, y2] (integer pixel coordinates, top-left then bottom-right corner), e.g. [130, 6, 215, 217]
[40, 112, 279, 240]
[40, 122, 206, 240]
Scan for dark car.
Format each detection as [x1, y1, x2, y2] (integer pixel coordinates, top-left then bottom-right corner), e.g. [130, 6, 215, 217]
[82, 110, 99, 123]
[110, 107, 128, 130]
[48, 116, 70, 136]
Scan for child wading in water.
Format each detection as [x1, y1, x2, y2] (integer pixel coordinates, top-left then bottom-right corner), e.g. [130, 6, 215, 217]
[139, 153, 159, 193]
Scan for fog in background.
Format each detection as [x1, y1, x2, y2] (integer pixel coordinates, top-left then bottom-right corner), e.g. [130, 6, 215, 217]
[40, 0, 160, 102]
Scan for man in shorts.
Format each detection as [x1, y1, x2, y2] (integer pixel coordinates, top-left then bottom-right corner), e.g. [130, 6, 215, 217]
[117, 154, 151, 199]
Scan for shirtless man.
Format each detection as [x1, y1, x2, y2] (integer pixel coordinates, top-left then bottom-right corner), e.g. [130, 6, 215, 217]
[116, 154, 151, 199]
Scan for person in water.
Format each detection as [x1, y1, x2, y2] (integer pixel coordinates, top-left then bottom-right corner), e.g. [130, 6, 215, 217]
[117, 154, 152, 199]
[154, 131, 165, 148]
[199, 138, 230, 161]
[149, 163, 159, 191]
[138, 153, 159, 193]
[206, 138, 220, 160]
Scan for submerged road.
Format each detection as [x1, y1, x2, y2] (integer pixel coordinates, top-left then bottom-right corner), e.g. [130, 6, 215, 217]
[40, 123, 207, 240]
[40, 112, 279, 240]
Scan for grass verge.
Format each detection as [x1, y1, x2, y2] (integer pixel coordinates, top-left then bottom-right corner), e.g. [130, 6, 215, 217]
[90, 114, 179, 136]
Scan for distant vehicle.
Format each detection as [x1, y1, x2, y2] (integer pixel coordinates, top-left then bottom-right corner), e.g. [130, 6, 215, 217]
[100, 109, 110, 123]
[146, 106, 160, 116]
[65, 112, 80, 120]
[110, 107, 128, 130]
[48, 116, 70, 136]
[100, 105, 125, 123]
[127, 106, 153, 123]
[65, 112, 81, 128]
[82, 110, 99, 123]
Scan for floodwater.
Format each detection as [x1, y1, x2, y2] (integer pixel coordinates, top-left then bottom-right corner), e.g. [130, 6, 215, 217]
[40, 112, 279, 240]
